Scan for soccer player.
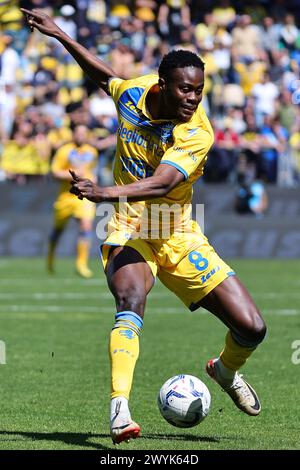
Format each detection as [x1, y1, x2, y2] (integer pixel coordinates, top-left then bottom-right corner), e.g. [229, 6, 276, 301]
[47, 124, 98, 278]
[22, 8, 267, 444]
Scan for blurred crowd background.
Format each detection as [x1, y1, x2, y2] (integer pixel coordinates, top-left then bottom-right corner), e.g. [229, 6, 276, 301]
[0, 0, 300, 191]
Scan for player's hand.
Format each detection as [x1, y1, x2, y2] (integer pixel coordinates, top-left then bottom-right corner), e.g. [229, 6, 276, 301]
[69, 170, 103, 203]
[21, 8, 62, 37]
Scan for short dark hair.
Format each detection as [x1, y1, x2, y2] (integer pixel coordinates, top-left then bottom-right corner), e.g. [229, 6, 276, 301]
[158, 50, 205, 81]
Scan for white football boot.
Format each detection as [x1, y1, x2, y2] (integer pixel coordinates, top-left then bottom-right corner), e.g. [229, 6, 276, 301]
[110, 397, 141, 444]
[206, 358, 261, 416]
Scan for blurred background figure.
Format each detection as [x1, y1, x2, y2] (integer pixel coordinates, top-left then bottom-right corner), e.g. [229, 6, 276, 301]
[47, 124, 98, 278]
[235, 154, 268, 217]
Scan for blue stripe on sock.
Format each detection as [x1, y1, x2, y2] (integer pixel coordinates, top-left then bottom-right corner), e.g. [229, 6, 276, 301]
[79, 231, 92, 240]
[115, 311, 143, 329]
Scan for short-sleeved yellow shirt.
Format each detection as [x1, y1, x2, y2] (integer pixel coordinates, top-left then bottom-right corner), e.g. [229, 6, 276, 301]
[108, 74, 214, 236]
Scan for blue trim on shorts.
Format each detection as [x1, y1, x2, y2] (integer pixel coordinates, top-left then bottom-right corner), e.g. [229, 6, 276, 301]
[99, 242, 120, 260]
[160, 160, 188, 180]
[98, 243, 121, 274]
[188, 270, 236, 311]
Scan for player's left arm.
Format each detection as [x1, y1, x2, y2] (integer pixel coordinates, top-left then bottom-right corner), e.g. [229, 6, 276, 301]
[70, 125, 214, 202]
[69, 164, 185, 203]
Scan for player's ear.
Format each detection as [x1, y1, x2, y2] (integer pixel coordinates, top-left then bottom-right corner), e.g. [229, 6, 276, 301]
[158, 77, 166, 92]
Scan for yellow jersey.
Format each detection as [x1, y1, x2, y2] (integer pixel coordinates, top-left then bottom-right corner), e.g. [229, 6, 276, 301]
[108, 74, 214, 237]
[51, 143, 98, 195]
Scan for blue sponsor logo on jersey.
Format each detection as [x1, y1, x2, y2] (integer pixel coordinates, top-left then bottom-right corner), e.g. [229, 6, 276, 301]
[120, 155, 154, 179]
[118, 121, 165, 157]
[160, 122, 175, 144]
[200, 265, 221, 284]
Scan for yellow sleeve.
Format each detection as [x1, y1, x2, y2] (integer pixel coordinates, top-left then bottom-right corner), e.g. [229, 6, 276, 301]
[161, 129, 214, 180]
[108, 77, 125, 104]
[51, 145, 69, 172]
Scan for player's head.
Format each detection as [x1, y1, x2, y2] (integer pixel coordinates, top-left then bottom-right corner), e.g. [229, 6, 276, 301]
[158, 50, 205, 122]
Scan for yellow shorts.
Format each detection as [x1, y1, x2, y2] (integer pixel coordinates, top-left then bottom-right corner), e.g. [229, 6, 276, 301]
[101, 222, 234, 311]
[53, 192, 96, 227]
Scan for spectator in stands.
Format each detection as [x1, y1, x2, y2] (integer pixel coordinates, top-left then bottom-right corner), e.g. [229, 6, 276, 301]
[279, 14, 299, 51]
[211, 0, 236, 29]
[0, 31, 20, 86]
[235, 155, 268, 217]
[214, 117, 241, 182]
[289, 124, 300, 177]
[240, 113, 261, 173]
[232, 14, 261, 61]
[158, 0, 191, 46]
[54, 4, 77, 41]
[278, 89, 298, 134]
[259, 115, 288, 183]
[1, 0, 299, 187]
[252, 72, 279, 126]
[1, 124, 50, 182]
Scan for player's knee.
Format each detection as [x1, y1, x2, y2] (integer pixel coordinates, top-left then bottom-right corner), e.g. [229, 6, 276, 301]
[248, 314, 267, 344]
[114, 284, 146, 315]
[234, 309, 267, 347]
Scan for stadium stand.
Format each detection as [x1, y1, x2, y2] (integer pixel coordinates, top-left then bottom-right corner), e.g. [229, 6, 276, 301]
[0, 0, 299, 186]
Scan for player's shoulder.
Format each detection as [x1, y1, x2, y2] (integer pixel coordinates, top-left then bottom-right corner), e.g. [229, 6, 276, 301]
[109, 74, 158, 94]
[174, 105, 214, 144]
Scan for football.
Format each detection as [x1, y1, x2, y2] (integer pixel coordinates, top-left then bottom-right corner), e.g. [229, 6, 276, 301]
[157, 374, 211, 428]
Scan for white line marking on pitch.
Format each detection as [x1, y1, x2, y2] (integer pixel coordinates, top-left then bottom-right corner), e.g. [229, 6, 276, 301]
[0, 292, 168, 300]
[0, 305, 299, 316]
[0, 278, 107, 285]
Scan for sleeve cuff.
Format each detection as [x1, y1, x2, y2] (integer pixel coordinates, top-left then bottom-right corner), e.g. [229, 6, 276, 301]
[160, 160, 188, 180]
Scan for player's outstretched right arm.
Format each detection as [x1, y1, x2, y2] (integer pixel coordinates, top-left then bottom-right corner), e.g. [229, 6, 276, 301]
[21, 8, 116, 93]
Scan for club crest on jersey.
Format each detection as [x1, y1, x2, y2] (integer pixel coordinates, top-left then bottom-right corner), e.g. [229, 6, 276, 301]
[160, 123, 175, 144]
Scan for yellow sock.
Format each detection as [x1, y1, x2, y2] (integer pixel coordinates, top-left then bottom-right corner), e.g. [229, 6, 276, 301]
[220, 331, 256, 371]
[76, 238, 91, 267]
[109, 311, 143, 400]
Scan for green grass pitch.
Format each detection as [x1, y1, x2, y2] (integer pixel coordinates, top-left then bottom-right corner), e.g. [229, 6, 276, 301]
[0, 258, 299, 450]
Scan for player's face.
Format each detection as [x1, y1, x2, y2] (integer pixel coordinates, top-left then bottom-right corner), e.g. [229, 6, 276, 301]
[160, 67, 204, 122]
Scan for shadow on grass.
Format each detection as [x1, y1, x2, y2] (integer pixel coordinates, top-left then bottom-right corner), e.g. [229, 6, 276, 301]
[0, 430, 241, 449]
[141, 433, 238, 443]
[0, 430, 111, 450]
[141, 433, 219, 442]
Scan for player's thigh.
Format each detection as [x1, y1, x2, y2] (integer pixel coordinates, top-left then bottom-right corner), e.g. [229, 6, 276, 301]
[199, 275, 266, 341]
[158, 240, 233, 311]
[73, 199, 96, 223]
[106, 245, 155, 316]
[53, 206, 71, 230]
[53, 194, 74, 228]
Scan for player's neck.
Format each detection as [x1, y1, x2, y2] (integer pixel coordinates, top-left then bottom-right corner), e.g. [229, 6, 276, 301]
[146, 85, 172, 120]
[146, 84, 159, 119]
